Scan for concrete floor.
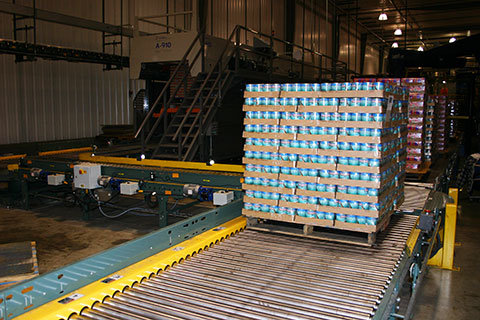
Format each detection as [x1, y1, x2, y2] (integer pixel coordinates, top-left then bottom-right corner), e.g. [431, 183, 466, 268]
[413, 196, 480, 319]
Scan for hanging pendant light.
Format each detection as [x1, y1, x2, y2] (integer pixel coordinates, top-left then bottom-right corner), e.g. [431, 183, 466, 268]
[378, 12, 388, 21]
[394, 28, 402, 36]
[391, 42, 399, 48]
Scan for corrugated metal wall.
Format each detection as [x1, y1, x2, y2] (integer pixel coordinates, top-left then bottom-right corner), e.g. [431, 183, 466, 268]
[0, 0, 140, 145]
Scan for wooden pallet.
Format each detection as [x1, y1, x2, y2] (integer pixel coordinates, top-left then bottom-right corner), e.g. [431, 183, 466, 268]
[244, 210, 392, 246]
[0, 241, 39, 290]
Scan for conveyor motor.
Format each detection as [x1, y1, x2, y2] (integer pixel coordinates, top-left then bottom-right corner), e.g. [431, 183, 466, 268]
[183, 184, 214, 201]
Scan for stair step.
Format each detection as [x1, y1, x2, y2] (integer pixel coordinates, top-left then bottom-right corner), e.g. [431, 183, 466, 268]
[158, 143, 182, 148]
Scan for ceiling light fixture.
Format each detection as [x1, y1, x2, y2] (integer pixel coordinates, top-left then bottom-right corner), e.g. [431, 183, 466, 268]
[449, 37, 456, 43]
[394, 28, 402, 36]
[391, 42, 399, 48]
[378, 12, 388, 21]
[417, 46, 424, 52]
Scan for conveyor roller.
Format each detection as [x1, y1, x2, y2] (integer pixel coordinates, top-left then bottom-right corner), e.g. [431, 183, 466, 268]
[73, 214, 418, 320]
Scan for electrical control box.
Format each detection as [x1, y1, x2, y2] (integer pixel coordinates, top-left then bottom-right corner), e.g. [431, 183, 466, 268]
[213, 190, 234, 206]
[73, 163, 101, 189]
[47, 174, 65, 186]
[120, 181, 139, 195]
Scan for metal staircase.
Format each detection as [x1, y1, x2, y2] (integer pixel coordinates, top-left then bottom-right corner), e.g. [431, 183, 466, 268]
[135, 31, 236, 161]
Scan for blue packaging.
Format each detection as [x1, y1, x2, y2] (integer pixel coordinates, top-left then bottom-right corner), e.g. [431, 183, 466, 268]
[299, 140, 309, 148]
[359, 128, 369, 137]
[360, 113, 369, 121]
[358, 187, 368, 195]
[336, 213, 346, 221]
[245, 84, 256, 92]
[350, 142, 361, 151]
[337, 185, 348, 193]
[303, 112, 313, 120]
[252, 151, 261, 159]
[347, 186, 358, 195]
[328, 170, 339, 179]
[326, 156, 337, 164]
[299, 168, 309, 177]
[360, 143, 371, 151]
[349, 112, 361, 121]
[338, 156, 349, 165]
[349, 98, 361, 106]
[326, 184, 337, 193]
[254, 190, 263, 198]
[359, 202, 370, 210]
[307, 210, 316, 218]
[278, 206, 288, 214]
[290, 140, 300, 148]
[356, 216, 367, 224]
[311, 83, 321, 91]
[269, 179, 280, 187]
[318, 155, 328, 164]
[320, 112, 331, 121]
[244, 202, 253, 210]
[245, 124, 255, 132]
[319, 169, 329, 178]
[261, 152, 271, 160]
[338, 127, 348, 136]
[286, 207, 296, 216]
[269, 206, 279, 214]
[311, 112, 321, 120]
[309, 140, 319, 149]
[329, 112, 340, 121]
[297, 181, 308, 190]
[263, 165, 272, 173]
[317, 127, 327, 135]
[372, 129, 382, 137]
[367, 217, 377, 225]
[369, 158, 380, 167]
[263, 192, 272, 199]
[297, 209, 307, 217]
[253, 124, 262, 132]
[339, 171, 350, 179]
[368, 188, 379, 196]
[298, 196, 309, 204]
[328, 141, 338, 150]
[290, 167, 300, 176]
[286, 180, 296, 188]
[338, 142, 350, 151]
[320, 141, 329, 150]
[339, 200, 350, 208]
[244, 176, 254, 184]
[320, 83, 331, 91]
[371, 173, 381, 182]
[339, 98, 348, 106]
[308, 168, 318, 177]
[331, 98, 340, 106]
[339, 113, 349, 121]
[331, 83, 342, 91]
[359, 158, 369, 166]
[346, 215, 357, 223]
[360, 172, 371, 181]
[309, 126, 320, 135]
[260, 178, 270, 186]
[288, 153, 298, 161]
[325, 212, 335, 220]
[290, 195, 299, 203]
[348, 157, 360, 166]
[349, 200, 359, 209]
[299, 154, 310, 162]
[308, 155, 318, 163]
[317, 98, 328, 106]
[319, 197, 329, 206]
[349, 172, 360, 180]
[280, 193, 290, 201]
[270, 152, 280, 160]
[263, 138, 272, 146]
[280, 166, 291, 174]
[369, 203, 380, 211]
[327, 127, 338, 135]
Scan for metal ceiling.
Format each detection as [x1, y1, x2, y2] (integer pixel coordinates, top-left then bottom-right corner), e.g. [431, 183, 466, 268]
[336, 0, 480, 50]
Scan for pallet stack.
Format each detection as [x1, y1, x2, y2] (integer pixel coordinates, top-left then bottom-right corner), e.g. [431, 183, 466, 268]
[424, 95, 436, 162]
[435, 95, 448, 152]
[241, 82, 407, 237]
[402, 78, 426, 171]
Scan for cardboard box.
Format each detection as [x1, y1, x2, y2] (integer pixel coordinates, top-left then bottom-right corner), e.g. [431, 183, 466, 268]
[242, 209, 295, 222]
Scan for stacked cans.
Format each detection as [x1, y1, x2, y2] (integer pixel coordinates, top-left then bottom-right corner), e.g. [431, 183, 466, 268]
[434, 96, 448, 152]
[241, 82, 407, 234]
[402, 78, 426, 171]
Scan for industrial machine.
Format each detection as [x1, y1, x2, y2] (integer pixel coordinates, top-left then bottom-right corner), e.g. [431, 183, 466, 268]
[0, 151, 458, 320]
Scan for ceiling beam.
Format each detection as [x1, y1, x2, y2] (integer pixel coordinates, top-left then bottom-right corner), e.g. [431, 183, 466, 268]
[339, 1, 480, 15]
[0, 1, 136, 37]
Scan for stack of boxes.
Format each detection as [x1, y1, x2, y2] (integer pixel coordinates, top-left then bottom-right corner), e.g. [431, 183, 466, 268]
[424, 95, 436, 162]
[435, 95, 448, 152]
[448, 98, 458, 139]
[402, 78, 426, 171]
[241, 82, 407, 234]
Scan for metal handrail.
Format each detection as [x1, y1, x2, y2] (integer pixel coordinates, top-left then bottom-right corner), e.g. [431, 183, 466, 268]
[134, 31, 201, 140]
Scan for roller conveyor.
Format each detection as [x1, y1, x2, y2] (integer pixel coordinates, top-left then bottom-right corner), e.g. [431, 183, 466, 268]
[72, 214, 418, 320]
